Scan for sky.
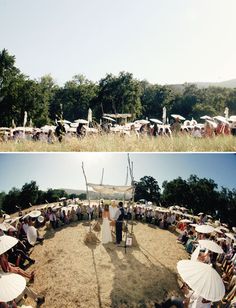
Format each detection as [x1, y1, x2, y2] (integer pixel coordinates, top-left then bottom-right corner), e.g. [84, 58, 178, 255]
[0, 0, 236, 85]
[0, 153, 235, 193]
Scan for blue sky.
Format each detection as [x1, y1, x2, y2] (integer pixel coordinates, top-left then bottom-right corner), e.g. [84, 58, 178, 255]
[0, 0, 236, 85]
[0, 153, 235, 193]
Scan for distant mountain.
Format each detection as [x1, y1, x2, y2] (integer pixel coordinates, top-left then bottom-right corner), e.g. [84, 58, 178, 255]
[62, 188, 131, 201]
[169, 79, 236, 91]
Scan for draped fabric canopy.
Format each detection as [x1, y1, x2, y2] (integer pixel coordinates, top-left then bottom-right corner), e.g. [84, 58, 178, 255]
[87, 183, 133, 195]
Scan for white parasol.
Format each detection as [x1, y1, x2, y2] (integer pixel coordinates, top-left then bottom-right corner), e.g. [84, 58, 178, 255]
[37, 216, 44, 223]
[26, 226, 37, 246]
[179, 219, 193, 224]
[0, 222, 9, 231]
[200, 115, 212, 120]
[225, 233, 235, 241]
[0, 272, 26, 302]
[213, 116, 229, 124]
[206, 120, 217, 128]
[177, 260, 225, 301]
[134, 119, 150, 124]
[232, 227, 236, 233]
[171, 114, 185, 120]
[198, 240, 223, 254]
[102, 116, 116, 122]
[198, 212, 204, 216]
[29, 210, 41, 218]
[0, 234, 18, 255]
[74, 119, 89, 124]
[195, 225, 215, 234]
[191, 245, 201, 261]
[150, 118, 162, 124]
[3, 214, 10, 220]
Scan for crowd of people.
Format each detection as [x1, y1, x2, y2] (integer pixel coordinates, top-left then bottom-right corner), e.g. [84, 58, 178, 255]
[0, 116, 235, 143]
[0, 200, 236, 307]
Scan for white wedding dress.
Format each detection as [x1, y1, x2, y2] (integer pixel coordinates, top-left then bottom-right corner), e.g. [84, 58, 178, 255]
[101, 217, 112, 244]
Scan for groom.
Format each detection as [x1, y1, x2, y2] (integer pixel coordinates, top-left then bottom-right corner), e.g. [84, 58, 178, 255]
[114, 201, 125, 244]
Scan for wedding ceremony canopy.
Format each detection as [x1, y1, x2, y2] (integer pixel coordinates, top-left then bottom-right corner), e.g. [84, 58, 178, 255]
[87, 183, 133, 195]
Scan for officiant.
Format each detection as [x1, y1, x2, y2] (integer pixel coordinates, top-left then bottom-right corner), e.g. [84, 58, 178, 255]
[115, 201, 125, 244]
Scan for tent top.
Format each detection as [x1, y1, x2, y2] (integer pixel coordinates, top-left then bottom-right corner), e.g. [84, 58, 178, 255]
[87, 183, 133, 194]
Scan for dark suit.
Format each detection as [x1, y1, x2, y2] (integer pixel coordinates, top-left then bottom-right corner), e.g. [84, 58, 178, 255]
[116, 207, 124, 244]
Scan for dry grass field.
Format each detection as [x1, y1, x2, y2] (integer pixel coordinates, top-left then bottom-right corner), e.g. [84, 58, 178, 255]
[22, 221, 188, 308]
[0, 134, 235, 152]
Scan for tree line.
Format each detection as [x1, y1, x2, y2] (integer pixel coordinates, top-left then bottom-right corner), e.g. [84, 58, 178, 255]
[0, 181, 81, 214]
[1, 48, 236, 127]
[0, 175, 235, 226]
[134, 175, 236, 226]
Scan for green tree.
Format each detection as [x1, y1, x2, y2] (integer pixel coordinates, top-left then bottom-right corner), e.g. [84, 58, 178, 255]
[2, 187, 21, 214]
[19, 181, 39, 209]
[134, 176, 160, 204]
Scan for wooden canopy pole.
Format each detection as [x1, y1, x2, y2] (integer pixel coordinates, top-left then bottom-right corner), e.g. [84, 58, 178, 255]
[127, 154, 135, 234]
[82, 162, 91, 232]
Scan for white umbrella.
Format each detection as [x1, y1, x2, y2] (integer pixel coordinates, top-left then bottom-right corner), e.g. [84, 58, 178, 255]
[198, 240, 223, 254]
[135, 119, 150, 124]
[200, 115, 212, 120]
[2, 214, 10, 220]
[26, 226, 37, 246]
[225, 233, 235, 241]
[0, 234, 18, 255]
[191, 245, 201, 261]
[29, 210, 41, 218]
[177, 260, 225, 301]
[57, 120, 71, 124]
[195, 225, 215, 234]
[74, 119, 89, 124]
[171, 114, 185, 120]
[190, 223, 198, 228]
[213, 116, 229, 124]
[219, 226, 229, 232]
[229, 115, 236, 122]
[179, 219, 193, 224]
[0, 272, 26, 302]
[216, 237, 226, 242]
[0, 222, 9, 231]
[102, 116, 116, 122]
[206, 120, 217, 128]
[37, 216, 44, 223]
[149, 118, 162, 124]
[232, 227, 236, 233]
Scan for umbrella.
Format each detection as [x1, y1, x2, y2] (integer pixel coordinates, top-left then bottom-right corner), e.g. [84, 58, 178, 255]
[26, 226, 37, 246]
[177, 260, 225, 301]
[190, 223, 198, 228]
[179, 219, 193, 224]
[232, 227, 236, 233]
[195, 225, 215, 234]
[200, 115, 212, 120]
[206, 120, 217, 128]
[2, 214, 10, 220]
[74, 119, 89, 124]
[213, 116, 229, 124]
[0, 222, 13, 232]
[171, 114, 185, 120]
[37, 216, 44, 223]
[191, 245, 201, 261]
[29, 210, 41, 218]
[0, 272, 26, 302]
[225, 233, 235, 241]
[149, 118, 162, 124]
[229, 115, 236, 122]
[102, 116, 116, 122]
[216, 237, 227, 242]
[135, 119, 150, 124]
[198, 240, 223, 254]
[0, 222, 9, 231]
[57, 120, 71, 124]
[0, 234, 18, 255]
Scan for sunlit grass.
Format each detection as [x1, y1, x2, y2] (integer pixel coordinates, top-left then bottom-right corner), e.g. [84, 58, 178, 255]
[0, 134, 235, 152]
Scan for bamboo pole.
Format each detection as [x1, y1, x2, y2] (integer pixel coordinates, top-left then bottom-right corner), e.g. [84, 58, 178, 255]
[127, 154, 135, 234]
[82, 162, 91, 232]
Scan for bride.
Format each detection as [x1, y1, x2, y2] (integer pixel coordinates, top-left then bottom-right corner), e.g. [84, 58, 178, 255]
[101, 204, 113, 244]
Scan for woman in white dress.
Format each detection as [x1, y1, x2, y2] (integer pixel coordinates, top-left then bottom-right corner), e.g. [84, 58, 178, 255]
[101, 204, 113, 244]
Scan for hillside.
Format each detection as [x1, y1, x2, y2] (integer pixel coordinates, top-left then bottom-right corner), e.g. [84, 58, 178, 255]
[169, 78, 236, 91]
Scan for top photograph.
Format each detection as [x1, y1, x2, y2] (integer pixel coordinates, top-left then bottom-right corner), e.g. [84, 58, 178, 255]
[0, 0, 236, 152]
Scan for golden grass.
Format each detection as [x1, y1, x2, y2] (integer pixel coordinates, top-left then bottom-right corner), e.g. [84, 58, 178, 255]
[0, 134, 235, 152]
[24, 221, 188, 308]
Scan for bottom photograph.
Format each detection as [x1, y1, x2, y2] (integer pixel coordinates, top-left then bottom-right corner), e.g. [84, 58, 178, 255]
[0, 153, 235, 308]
